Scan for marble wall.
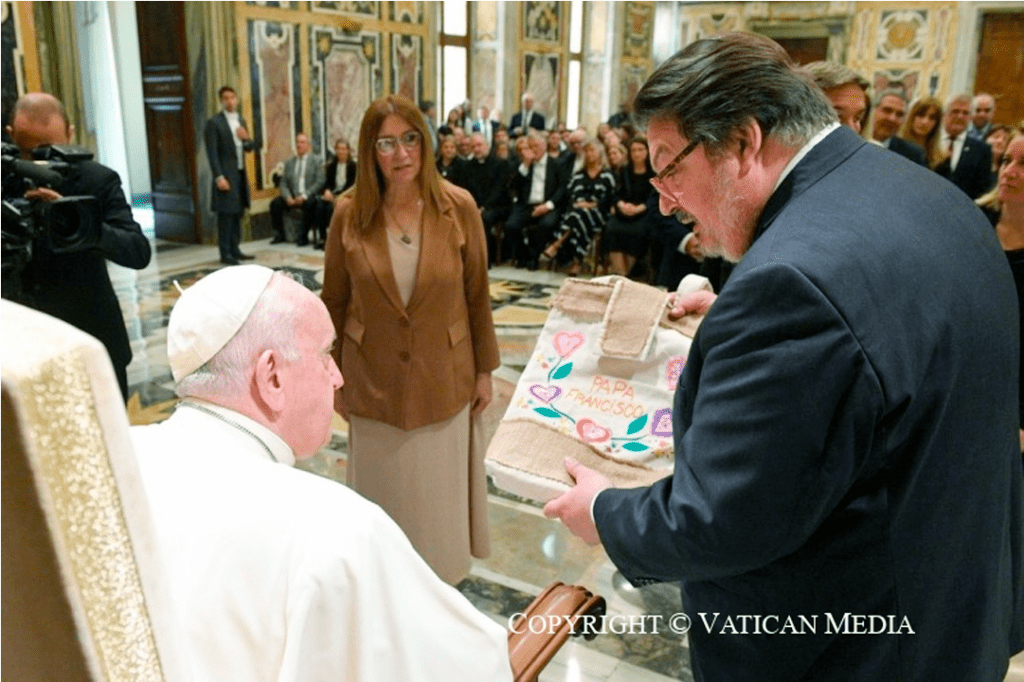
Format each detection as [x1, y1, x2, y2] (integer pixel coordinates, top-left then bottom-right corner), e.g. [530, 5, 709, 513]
[233, 0, 432, 200]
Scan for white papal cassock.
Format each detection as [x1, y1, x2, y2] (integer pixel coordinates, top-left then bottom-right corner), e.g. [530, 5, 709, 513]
[131, 401, 513, 682]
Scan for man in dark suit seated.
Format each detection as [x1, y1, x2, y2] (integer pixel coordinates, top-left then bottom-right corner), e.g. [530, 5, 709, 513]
[4, 93, 151, 400]
[545, 32, 1023, 682]
[463, 133, 513, 266]
[509, 93, 545, 138]
[504, 133, 568, 269]
[269, 132, 326, 247]
[936, 93, 994, 200]
[870, 89, 926, 166]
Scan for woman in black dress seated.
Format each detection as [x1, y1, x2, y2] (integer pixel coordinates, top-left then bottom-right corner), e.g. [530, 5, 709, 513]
[541, 138, 616, 275]
[606, 137, 655, 277]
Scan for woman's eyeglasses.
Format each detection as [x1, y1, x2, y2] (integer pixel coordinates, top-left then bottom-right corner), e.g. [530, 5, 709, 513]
[375, 130, 422, 155]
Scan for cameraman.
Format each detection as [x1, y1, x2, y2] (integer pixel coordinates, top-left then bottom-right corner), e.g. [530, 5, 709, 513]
[5, 93, 150, 400]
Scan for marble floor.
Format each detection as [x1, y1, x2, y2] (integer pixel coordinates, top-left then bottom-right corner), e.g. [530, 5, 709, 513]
[110, 217, 1024, 682]
[114, 225, 691, 682]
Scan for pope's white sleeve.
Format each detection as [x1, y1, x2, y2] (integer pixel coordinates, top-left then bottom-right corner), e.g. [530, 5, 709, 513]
[279, 500, 513, 682]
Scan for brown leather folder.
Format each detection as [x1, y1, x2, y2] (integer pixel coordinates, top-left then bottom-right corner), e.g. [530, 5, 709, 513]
[507, 582, 606, 682]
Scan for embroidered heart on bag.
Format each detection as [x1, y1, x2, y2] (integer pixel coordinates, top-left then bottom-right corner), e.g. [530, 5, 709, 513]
[576, 419, 611, 443]
[529, 385, 562, 403]
[553, 331, 585, 358]
[666, 356, 686, 390]
[651, 408, 673, 437]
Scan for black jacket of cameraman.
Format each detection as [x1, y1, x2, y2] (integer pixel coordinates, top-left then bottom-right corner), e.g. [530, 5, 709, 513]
[17, 160, 150, 399]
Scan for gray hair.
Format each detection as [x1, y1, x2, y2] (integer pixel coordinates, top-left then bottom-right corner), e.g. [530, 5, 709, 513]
[801, 61, 869, 92]
[875, 88, 909, 107]
[946, 92, 972, 109]
[175, 272, 302, 399]
[633, 32, 837, 157]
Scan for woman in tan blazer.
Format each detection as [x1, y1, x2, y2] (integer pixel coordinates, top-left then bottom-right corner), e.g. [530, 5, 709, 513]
[321, 95, 500, 584]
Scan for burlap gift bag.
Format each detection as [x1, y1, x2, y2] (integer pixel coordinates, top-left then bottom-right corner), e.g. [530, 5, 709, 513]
[486, 275, 706, 502]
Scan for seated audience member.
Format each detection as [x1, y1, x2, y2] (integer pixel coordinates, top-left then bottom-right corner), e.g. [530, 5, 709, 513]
[801, 61, 870, 134]
[493, 137, 512, 162]
[509, 93, 545, 138]
[977, 129, 1024, 451]
[606, 143, 627, 173]
[463, 133, 514, 265]
[986, 124, 1014, 177]
[314, 139, 357, 250]
[436, 134, 468, 188]
[546, 129, 564, 162]
[606, 137, 655, 277]
[132, 265, 513, 682]
[937, 93, 994, 200]
[870, 90, 927, 165]
[419, 99, 438, 152]
[541, 137, 616, 275]
[899, 97, 945, 169]
[270, 132, 325, 246]
[505, 133, 569, 269]
[969, 93, 996, 140]
[564, 128, 587, 175]
[457, 131, 474, 161]
[493, 124, 517, 164]
[446, 105, 465, 132]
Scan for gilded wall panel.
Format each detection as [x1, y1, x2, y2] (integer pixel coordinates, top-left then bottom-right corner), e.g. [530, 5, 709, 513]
[311, 2, 380, 18]
[523, 1, 562, 43]
[390, 1, 424, 24]
[310, 26, 381, 157]
[475, 1, 498, 41]
[392, 32, 422, 102]
[472, 47, 498, 111]
[523, 51, 560, 119]
[248, 20, 301, 190]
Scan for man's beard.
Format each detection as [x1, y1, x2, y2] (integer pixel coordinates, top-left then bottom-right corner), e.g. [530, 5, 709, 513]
[681, 164, 752, 264]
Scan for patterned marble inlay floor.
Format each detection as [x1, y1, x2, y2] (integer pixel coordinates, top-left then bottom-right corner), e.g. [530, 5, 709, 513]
[116, 237, 691, 681]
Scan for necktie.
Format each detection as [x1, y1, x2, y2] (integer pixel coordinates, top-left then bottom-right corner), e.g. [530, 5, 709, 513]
[947, 136, 955, 155]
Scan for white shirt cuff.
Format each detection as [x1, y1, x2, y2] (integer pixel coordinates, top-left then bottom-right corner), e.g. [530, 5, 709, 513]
[544, 200, 554, 212]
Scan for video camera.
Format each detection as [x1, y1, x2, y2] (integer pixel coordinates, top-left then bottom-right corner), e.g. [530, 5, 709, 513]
[2, 141, 101, 301]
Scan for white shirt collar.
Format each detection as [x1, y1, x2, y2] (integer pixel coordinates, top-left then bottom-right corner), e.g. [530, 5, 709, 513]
[179, 399, 295, 466]
[773, 122, 841, 194]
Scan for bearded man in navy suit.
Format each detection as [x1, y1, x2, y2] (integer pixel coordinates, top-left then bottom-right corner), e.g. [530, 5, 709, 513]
[545, 32, 1023, 682]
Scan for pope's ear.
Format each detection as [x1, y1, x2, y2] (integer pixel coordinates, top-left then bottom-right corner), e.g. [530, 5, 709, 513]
[253, 348, 286, 412]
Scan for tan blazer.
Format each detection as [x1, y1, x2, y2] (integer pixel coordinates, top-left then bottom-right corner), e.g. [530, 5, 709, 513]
[321, 182, 500, 430]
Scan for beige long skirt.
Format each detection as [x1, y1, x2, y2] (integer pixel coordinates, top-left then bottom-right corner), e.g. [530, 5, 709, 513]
[347, 403, 491, 585]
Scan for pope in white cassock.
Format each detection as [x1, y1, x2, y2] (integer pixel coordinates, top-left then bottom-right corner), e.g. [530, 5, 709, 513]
[131, 265, 513, 682]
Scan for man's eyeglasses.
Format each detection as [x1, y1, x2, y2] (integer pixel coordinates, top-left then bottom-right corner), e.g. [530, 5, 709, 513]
[375, 130, 422, 155]
[650, 139, 700, 194]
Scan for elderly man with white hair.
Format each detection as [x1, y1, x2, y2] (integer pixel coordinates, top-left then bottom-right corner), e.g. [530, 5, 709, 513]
[131, 265, 513, 682]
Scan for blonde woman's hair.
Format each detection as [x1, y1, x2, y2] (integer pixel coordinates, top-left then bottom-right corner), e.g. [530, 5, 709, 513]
[977, 129, 1021, 211]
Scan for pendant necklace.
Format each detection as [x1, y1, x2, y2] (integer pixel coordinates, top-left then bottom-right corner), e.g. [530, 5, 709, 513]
[384, 200, 421, 244]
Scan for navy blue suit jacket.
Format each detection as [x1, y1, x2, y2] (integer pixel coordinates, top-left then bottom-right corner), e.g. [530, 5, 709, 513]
[886, 136, 926, 166]
[594, 127, 1023, 681]
[937, 135, 993, 200]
